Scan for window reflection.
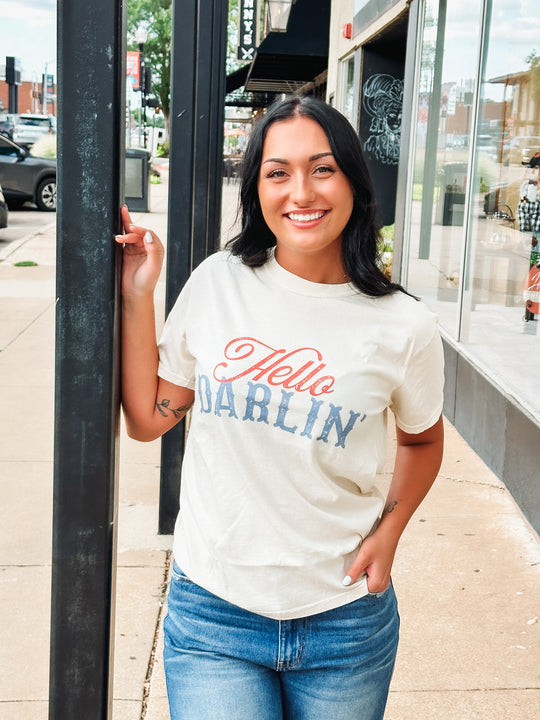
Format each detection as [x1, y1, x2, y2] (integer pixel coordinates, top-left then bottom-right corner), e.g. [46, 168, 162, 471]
[341, 56, 355, 125]
[406, 0, 540, 419]
[407, 0, 483, 335]
[463, 0, 540, 412]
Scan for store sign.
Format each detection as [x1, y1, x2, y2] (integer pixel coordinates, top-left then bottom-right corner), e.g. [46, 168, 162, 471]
[238, 0, 258, 61]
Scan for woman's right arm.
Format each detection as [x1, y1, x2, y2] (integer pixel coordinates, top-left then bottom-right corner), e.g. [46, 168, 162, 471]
[116, 206, 194, 442]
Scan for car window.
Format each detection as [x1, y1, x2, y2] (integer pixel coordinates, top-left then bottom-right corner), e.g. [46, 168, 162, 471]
[0, 137, 20, 157]
[19, 118, 50, 128]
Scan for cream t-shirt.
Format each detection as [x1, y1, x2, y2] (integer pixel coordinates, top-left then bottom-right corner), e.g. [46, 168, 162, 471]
[158, 250, 444, 619]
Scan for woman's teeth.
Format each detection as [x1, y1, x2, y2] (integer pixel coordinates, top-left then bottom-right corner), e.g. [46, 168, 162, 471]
[287, 211, 326, 222]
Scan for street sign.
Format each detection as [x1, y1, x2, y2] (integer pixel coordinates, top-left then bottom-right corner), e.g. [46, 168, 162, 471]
[127, 50, 141, 89]
[237, 0, 258, 61]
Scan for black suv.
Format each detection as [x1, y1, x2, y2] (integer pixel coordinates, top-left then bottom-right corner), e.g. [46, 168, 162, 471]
[0, 134, 56, 211]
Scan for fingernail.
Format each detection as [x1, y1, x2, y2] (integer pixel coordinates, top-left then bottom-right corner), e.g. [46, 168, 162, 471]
[144, 231, 153, 243]
[342, 575, 352, 586]
[129, 224, 135, 231]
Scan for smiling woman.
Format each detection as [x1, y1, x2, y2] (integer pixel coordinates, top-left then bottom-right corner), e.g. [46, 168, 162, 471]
[116, 96, 445, 720]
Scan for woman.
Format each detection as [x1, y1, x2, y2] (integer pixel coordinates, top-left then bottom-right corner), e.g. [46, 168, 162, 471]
[116, 96, 444, 720]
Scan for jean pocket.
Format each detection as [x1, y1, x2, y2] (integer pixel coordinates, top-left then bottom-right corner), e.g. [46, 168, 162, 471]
[171, 561, 193, 584]
[366, 581, 392, 598]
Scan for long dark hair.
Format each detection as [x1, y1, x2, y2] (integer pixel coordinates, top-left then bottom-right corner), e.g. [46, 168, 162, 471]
[227, 95, 408, 297]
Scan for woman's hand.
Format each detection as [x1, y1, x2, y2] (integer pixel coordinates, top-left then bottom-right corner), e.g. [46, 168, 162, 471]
[343, 527, 398, 594]
[115, 205, 165, 297]
[343, 416, 444, 593]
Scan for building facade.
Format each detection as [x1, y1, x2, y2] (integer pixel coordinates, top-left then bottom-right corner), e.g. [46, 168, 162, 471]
[326, 0, 540, 533]
[0, 79, 57, 116]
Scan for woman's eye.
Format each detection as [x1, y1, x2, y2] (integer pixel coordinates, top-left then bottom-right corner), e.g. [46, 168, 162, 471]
[267, 169, 287, 179]
[314, 165, 335, 174]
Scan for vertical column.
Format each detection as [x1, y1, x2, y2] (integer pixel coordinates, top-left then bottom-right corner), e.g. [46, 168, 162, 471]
[49, 0, 125, 718]
[418, 0, 447, 259]
[207, 0, 228, 255]
[159, 0, 227, 534]
[393, 0, 422, 278]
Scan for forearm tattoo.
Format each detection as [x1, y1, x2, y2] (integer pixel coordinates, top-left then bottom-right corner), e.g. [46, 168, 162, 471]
[156, 398, 192, 419]
[383, 500, 398, 516]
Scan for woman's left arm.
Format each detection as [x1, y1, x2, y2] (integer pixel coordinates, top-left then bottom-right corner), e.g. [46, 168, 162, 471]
[343, 414, 444, 592]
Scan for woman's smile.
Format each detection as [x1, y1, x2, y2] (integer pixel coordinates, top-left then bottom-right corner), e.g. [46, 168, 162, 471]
[285, 209, 329, 225]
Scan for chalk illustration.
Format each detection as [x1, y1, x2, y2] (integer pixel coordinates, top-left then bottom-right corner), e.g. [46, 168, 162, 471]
[362, 73, 403, 165]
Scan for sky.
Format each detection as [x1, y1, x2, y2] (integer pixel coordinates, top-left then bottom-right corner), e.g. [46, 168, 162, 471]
[1, 0, 57, 81]
[1, 0, 538, 90]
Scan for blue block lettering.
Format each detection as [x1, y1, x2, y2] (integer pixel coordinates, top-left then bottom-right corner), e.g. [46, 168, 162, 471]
[215, 381, 238, 418]
[273, 390, 298, 434]
[317, 403, 363, 448]
[243, 381, 271, 423]
[198, 374, 212, 413]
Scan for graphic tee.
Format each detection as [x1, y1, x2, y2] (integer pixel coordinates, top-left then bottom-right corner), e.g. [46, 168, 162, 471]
[158, 250, 444, 619]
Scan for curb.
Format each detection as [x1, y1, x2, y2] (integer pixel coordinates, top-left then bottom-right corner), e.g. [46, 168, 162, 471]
[0, 218, 57, 263]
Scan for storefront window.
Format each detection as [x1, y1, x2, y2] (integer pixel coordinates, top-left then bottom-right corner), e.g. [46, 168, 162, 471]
[341, 55, 356, 125]
[406, 0, 483, 335]
[406, 0, 540, 420]
[462, 1, 540, 417]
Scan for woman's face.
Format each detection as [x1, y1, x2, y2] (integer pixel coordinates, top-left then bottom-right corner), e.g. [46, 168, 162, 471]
[257, 115, 354, 282]
[386, 107, 402, 134]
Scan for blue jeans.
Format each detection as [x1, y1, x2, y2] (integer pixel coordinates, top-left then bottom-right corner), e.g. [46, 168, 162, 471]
[163, 563, 399, 720]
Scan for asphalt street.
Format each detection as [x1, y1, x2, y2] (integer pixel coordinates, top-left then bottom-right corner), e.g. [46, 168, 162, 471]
[0, 202, 55, 257]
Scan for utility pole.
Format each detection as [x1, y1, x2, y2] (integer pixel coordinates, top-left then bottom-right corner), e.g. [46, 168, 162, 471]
[49, 0, 125, 717]
[159, 0, 228, 533]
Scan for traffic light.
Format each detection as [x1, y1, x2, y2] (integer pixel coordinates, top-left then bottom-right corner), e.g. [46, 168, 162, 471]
[146, 96, 160, 112]
[143, 66, 152, 95]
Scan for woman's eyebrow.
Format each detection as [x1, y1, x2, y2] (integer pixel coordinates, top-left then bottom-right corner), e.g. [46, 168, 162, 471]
[262, 152, 334, 165]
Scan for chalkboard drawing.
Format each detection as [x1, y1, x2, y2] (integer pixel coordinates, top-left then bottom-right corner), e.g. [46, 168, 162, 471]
[362, 74, 403, 165]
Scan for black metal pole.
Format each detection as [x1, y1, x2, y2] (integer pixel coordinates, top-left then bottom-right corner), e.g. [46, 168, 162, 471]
[8, 85, 18, 114]
[204, 0, 228, 257]
[159, 0, 227, 534]
[139, 41, 148, 148]
[50, 0, 125, 717]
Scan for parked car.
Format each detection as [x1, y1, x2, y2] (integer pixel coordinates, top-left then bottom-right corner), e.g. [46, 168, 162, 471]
[0, 182, 8, 228]
[12, 113, 55, 149]
[0, 135, 56, 211]
[476, 134, 498, 161]
[502, 136, 540, 166]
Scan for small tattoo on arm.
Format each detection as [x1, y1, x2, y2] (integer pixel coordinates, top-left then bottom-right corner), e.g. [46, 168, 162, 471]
[156, 398, 192, 419]
[383, 500, 398, 515]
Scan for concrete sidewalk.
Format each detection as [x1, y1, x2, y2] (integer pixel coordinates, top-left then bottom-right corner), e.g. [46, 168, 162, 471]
[0, 174, 539, 719]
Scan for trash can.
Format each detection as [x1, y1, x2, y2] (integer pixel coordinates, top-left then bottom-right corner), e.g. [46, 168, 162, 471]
[436, 162, 467, 225]
[442, 186, 465, 226]
[125, 147, 151, 212]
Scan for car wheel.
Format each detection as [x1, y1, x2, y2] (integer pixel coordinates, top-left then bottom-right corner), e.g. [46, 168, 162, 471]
[36, 178, 57, 211]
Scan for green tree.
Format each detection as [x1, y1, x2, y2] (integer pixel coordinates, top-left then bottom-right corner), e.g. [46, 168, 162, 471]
[227, 0, 242, 75]
[127, 0, 172, 124]
[127, 1, 246, 127]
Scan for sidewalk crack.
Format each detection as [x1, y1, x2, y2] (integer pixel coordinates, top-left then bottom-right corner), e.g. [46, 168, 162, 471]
[140, 549, 172, 720]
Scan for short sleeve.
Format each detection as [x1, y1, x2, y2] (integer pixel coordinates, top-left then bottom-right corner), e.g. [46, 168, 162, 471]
[390, 319, 445, 434]
[157, 278, 197, 390]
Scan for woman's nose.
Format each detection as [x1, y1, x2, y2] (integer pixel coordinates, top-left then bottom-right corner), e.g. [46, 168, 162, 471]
[290, 173, 315, 206]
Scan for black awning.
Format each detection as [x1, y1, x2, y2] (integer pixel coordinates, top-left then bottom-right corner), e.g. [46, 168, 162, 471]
[243, 0, 330, 93]
[226, 64, 251, 94]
